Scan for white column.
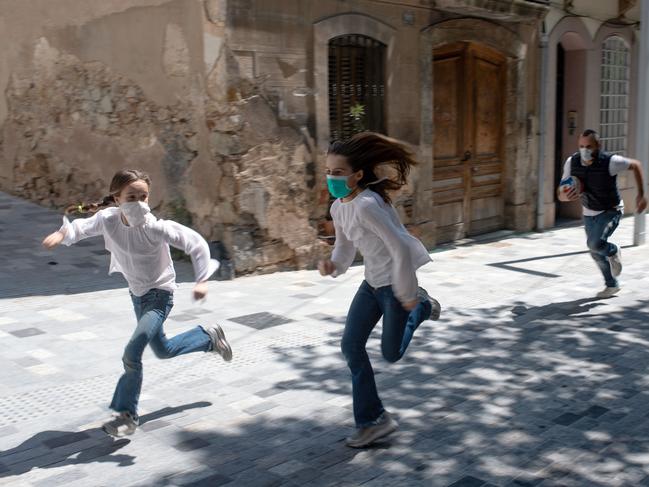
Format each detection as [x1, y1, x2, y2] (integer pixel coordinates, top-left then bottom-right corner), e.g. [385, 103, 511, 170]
[634, 0, 649, 245]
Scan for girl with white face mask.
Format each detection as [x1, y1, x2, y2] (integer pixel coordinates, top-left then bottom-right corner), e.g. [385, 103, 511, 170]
[318, 132, 442, 448]
[42, 169, 232, 437]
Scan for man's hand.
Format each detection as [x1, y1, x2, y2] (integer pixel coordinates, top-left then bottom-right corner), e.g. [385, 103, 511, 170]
[318, 259, 336, 276]
[637, 195, 647, 213]
[559, 187, 579, 201]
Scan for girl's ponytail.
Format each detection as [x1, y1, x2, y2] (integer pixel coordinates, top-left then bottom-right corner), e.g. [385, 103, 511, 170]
[327, 132, 417, 204]
[64, 195, 115, 215]
[63, 168, 151, 216]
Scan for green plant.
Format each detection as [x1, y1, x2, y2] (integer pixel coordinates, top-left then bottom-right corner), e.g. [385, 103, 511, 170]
[349, 102, 366, 134]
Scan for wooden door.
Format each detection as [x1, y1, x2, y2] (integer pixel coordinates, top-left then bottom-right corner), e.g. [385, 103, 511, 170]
[433, 42, 506, 242]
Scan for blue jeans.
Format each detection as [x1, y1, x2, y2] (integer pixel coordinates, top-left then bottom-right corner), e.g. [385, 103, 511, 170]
[584, 209, 621, 288]
[341, 280, 432, 427]
[109, 288, 212, 417]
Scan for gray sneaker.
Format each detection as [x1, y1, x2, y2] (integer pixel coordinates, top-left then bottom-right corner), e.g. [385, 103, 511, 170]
[205, 324, 233, 362]
[417, 287, 441, 321]
[102, 412, 138, 437]
[596, 286, 620, 298]
[345, 411, 398, 448]
[608, 246, 622, 277]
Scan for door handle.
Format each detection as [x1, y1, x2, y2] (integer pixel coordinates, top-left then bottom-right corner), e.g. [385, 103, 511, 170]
[471, 166, 479, 173]
[461, 150, 472, 162]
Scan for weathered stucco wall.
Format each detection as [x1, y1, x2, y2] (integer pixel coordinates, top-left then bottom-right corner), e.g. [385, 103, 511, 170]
[2, 0, 559, 274]
[0, 0, 320, 274]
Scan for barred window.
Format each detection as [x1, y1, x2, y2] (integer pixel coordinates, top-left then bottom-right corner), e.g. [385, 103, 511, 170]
[599, 36, 630, 155]
[328, 35, 386, 142]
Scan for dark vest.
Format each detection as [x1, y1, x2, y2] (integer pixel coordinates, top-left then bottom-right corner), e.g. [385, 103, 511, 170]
[570, 151, 620, 211]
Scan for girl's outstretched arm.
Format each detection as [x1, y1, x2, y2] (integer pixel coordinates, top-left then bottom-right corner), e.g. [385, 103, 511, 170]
[42, 230, 65, 249]
[43, 212, 104, 249]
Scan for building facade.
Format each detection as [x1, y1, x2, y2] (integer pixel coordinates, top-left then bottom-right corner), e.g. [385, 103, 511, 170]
[0, 0, 643, 273]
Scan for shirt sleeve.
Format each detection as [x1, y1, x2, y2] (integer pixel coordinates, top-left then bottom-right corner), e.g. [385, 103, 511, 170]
[609, 155, 632, 175]
[60, 213, 104, 246]
[330, 218, 356, 277]
[158, 220, 220, 283]
[360, 200, 418, 303]
[561, 157, 572, 180]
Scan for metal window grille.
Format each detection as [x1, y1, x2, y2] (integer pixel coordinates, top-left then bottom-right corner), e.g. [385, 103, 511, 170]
[328, 35, 386, 141]
[599, 36, 630, 155]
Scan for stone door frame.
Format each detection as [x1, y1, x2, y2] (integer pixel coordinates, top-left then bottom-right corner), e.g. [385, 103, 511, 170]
[541, 17, 638, 227]
[313, 13, 396, 152]
[418, 19, 528, 242]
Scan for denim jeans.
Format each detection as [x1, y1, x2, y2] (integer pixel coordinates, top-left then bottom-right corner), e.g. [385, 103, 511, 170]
[109, 288, 211, 417]
[584, 209, 621, 288]
[341, 280, 432, 427]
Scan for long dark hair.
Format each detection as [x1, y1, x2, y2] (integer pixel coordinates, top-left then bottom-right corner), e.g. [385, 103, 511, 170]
[65, 169, 151, 215]
[327, 132, 417, 203]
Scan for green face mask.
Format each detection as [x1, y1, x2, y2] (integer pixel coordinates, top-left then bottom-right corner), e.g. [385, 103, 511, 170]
[327, 175, 354, 198]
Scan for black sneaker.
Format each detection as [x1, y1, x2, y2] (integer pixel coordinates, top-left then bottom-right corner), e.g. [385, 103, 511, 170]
[417, 287, 441, 320]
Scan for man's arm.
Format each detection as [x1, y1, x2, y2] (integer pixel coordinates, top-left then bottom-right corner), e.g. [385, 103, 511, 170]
[629, 159, 647, 213]
[557, 157, 580, 202]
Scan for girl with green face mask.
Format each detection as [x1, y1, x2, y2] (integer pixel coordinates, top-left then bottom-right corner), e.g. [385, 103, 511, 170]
[318, 132, 442, 449]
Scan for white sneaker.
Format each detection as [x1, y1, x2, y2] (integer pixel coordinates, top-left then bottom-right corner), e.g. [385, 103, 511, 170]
[205, 324, 233, 362]
[608, 246, 622, 277]
[345, 411, 398, 448]
[596, 286, 620, 299]
[417, 287, 441, 321]
[102, 412, 138, 437]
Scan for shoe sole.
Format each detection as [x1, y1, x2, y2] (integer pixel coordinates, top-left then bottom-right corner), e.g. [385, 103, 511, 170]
[418, 287, 441, 321]
[211, 324, 233, 362]
[430, 298, 441, 321]
[345, 421, 398, 448]
[610, 263, 622, 277]
[609, 248, 622, 277]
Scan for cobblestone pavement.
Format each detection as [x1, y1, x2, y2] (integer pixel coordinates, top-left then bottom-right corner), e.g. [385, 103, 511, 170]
[1, 190, 649, 487]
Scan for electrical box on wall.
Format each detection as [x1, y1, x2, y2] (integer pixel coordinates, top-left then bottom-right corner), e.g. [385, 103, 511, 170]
[568, 110, 578, 135]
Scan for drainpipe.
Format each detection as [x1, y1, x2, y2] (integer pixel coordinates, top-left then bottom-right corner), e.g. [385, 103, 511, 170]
[634, 0, 649, 246]
[536, 23, 549, 231]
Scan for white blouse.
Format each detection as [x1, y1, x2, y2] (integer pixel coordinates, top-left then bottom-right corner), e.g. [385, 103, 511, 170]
[330, 189, 431, 303]
[60, 208, 219, 296]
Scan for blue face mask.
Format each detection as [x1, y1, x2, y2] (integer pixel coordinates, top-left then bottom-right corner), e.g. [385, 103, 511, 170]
[327, 175, 354, 199]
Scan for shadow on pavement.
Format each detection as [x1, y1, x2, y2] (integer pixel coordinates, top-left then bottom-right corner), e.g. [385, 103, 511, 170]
[130, 297, 649, 486]
[0, 401, 212, 478]
[487, 245, 634, 279]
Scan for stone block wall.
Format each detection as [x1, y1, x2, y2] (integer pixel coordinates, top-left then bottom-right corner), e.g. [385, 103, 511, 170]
[0, 0, 323, 274]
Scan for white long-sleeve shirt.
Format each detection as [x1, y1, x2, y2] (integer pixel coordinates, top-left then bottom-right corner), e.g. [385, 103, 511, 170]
[330, 189, 431, 303]
[60, 207, 219, 296]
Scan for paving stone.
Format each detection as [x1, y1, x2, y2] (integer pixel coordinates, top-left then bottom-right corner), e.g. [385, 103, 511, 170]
[448, 477, 487, 487]
[173, 438, 211, 452]
[8, 328, 46, 338]
[228, 312, 293, 330]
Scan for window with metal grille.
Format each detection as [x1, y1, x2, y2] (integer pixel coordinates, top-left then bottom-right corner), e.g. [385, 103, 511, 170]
[599, 36, 630, 155]
[328, 35, 386, 142]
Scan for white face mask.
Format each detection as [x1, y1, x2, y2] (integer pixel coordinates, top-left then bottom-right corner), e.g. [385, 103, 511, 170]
[579, 148, 593, 162]
[119, 201, 150, 226]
